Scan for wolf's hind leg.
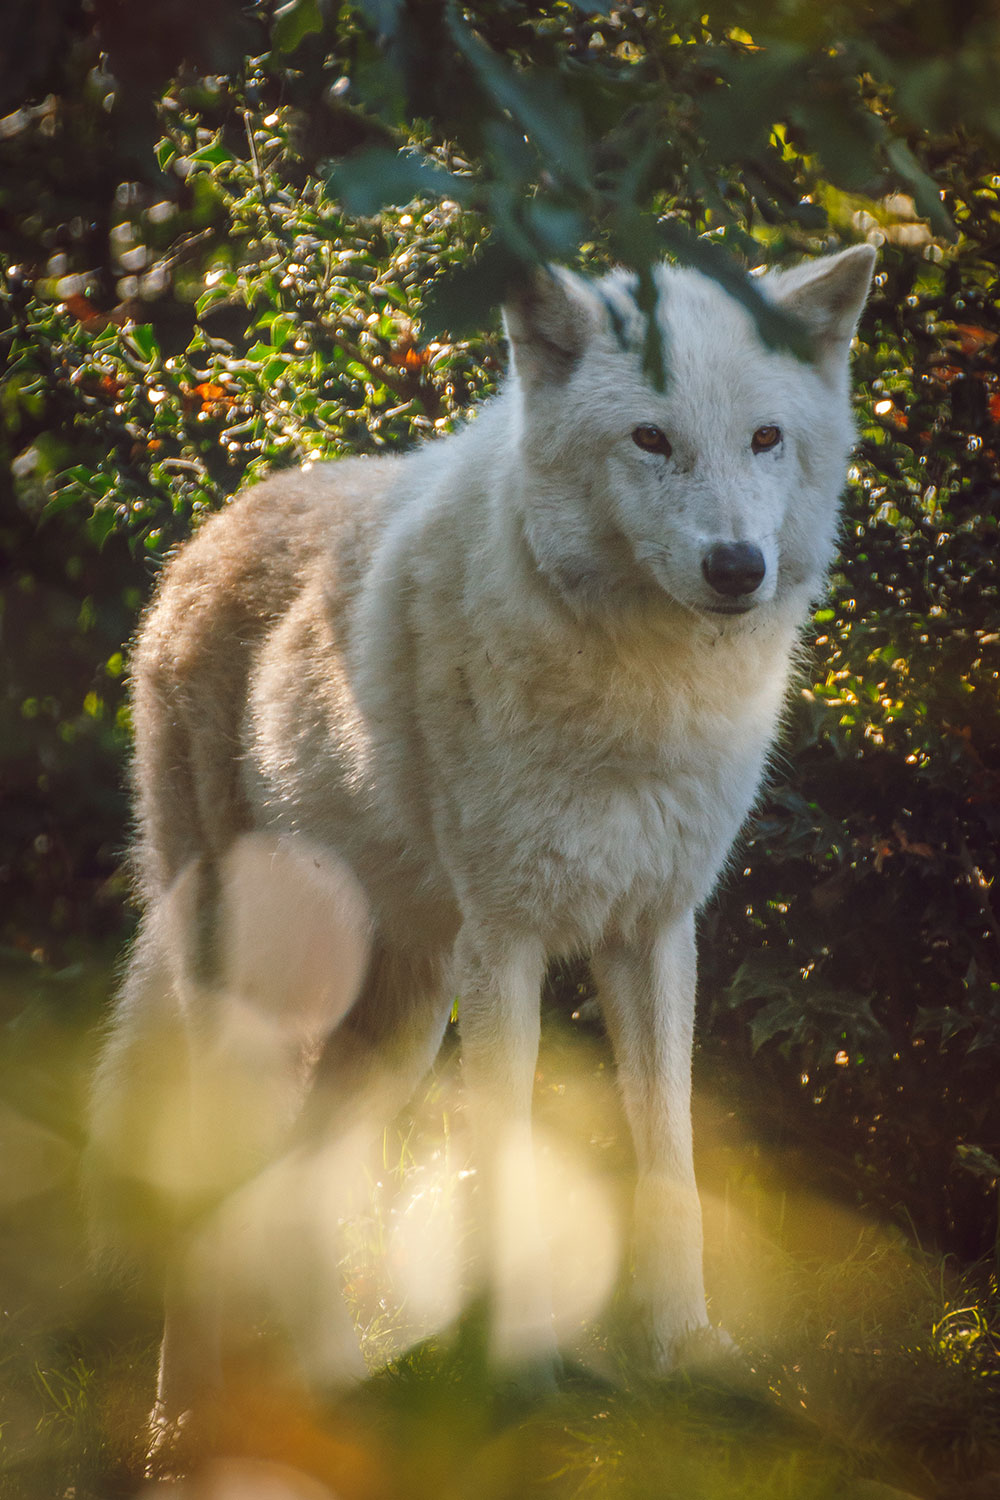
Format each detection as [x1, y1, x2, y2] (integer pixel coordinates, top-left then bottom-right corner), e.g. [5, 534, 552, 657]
[230, 940, 457, 1386]
[303, 941, 456, 1140]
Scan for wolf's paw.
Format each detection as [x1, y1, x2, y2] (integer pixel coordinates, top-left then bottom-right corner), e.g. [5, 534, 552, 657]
[633, 1320, 742, 1382]
[493, 1350, 563, 1419]
[144, 1400, 198, 1480]
[667, 1322, 741, 1374]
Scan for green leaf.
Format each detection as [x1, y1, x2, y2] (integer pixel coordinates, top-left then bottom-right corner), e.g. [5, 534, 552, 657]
[792, 96, 882, 193]
[421, 243, 524, 338]
[87, 505, 119, 549]
[40, 489, 86, 523]
[127, 325, 159, 364]
[328, 147, 473, 217]
[956, 1144, 1000, 1182]
[195, 284, 236, 316]
[269, 314, 296, 349]
[913, 1006, 974, 1042]
[525, 200, 587, 257]
[271, 0, 323, 55]
[188, 143, 237, 167]
[356, 0, 403, 38]
[635, 261, 666, 392]
[885, 138, 956, 240]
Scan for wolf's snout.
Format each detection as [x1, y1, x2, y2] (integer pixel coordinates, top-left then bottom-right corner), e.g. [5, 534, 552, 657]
[701, 542, 766, 598]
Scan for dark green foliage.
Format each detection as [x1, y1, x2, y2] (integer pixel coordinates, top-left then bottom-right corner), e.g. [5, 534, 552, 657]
[701, 224, 1000, 1262]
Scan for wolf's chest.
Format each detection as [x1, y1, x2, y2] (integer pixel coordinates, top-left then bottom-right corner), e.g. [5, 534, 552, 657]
[447, 702, 772, 950]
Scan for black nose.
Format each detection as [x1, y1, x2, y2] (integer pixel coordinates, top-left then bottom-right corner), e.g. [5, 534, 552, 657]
[701, 542, 766, 598]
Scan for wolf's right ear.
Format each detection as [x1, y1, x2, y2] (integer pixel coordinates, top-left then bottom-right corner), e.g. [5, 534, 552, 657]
[503, 266, 599, 387]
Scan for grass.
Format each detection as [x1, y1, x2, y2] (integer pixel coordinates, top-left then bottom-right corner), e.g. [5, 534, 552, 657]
[1, 945, 998, 1499]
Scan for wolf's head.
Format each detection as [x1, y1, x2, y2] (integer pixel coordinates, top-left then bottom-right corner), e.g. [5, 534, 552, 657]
[503, 245, 876, 626]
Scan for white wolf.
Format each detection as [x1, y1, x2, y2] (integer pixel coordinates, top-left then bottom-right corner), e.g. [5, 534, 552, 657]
[87, 244, 875, 1434]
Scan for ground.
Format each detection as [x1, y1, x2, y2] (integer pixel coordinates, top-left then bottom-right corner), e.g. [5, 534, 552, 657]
[0, 943, 998, 1499]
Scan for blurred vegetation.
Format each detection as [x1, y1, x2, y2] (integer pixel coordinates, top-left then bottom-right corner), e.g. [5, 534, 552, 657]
[2, 0, 1000, 1493]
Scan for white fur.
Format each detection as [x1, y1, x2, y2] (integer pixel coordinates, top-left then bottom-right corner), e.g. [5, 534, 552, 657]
[88, 246, 875, 1434]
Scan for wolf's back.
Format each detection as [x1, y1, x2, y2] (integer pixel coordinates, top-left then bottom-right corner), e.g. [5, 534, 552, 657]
[128, 457, 398, 904]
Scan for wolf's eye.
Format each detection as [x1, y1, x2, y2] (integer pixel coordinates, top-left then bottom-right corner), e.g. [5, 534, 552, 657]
[632, 425, 672, 457]
[751, 425, 782, 453]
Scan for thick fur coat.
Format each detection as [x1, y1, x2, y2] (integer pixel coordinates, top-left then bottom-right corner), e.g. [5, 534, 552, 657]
[88, 245, 875, 1434]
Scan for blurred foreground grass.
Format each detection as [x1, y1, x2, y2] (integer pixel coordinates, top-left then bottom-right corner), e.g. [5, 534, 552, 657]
[1, 944, 998, 1500]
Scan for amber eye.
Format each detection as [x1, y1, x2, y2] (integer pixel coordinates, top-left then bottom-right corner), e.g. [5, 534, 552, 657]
[752, 425, 782, 453]
[632, 425, 672, 457]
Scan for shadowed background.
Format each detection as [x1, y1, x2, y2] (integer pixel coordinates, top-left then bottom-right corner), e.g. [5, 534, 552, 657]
[2, 1, 999, 1494]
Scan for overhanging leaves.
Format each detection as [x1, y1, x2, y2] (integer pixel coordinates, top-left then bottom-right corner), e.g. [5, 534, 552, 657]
[271, 0, 323, 55]
[446, 6, 591, 191]
[328, 147, 474, 217]
[656, 220, 816, 361]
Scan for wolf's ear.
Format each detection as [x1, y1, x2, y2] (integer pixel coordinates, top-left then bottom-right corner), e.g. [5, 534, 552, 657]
[503, 265, 599, 387]
[766, 244, 876, 380]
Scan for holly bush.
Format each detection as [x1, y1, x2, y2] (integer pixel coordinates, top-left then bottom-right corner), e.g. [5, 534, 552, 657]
[705, 214, 1000, 1260]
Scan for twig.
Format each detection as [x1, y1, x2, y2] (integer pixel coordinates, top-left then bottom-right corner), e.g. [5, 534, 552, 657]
[243, 110, 281, 240]
[323, 320, 443, 420]
[958, 837, 1000, 960]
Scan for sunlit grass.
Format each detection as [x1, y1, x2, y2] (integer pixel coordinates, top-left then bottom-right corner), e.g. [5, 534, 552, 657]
[1, 945, 998, 1499]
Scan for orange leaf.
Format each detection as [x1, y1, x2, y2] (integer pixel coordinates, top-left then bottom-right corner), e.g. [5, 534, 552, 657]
[954, 323, 998, 355]
[387, 338, 428, 371]
[63, 293, 107, 329]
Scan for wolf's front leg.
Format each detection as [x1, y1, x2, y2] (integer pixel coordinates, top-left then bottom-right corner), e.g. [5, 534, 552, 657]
[454, 926, 559, 1388]
[592, 913, 711, 1373]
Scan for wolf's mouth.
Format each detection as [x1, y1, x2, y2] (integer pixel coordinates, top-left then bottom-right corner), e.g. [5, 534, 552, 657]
[704, 602, 756, 616]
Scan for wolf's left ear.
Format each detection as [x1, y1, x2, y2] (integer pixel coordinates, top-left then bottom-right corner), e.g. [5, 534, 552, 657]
[503, 265, 600, 388]
[767, 244, 877, 380]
